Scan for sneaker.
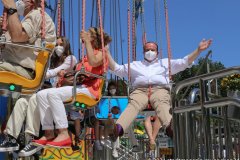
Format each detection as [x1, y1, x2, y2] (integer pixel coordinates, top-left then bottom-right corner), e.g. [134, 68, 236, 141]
[18, 143, 43, 157]
[112, 137, 119, 149]
[132, 145, 141, 152]
[112, 149, 119, 158]
[0, 135, 19, 152]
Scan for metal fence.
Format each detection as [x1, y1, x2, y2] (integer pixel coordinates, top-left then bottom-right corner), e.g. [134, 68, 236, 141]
[84, 132, 173, 160]
[172, 66, 240, 159]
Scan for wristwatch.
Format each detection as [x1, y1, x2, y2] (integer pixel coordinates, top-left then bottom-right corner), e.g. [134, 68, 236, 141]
[7, 8, 17, 15]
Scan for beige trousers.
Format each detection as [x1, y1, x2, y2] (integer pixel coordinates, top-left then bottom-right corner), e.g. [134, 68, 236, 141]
[116, 86, 172, 132]
[0, 61, 33, 79]
[5, 94, 40, 139]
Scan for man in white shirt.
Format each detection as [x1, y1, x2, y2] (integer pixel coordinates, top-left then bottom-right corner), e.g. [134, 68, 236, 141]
[107, 39, 212, 140]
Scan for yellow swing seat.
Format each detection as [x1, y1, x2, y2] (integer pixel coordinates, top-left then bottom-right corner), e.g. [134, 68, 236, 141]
[0, 43, 54, 94]
[65, 78, 105, 110]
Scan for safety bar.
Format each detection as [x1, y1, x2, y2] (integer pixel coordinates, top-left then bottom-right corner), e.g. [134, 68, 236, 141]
[174, 66, 240, 96]
[71, 67, 105, 105]
[0, 39, 52, 52]
[174, 97, 240, 113]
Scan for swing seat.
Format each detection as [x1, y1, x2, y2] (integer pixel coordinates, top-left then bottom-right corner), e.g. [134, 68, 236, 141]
[0, 43, 54, 94]
[143, 104, 154, 111]
[95, 96, 145, 119]
[65, 79, 105, 110]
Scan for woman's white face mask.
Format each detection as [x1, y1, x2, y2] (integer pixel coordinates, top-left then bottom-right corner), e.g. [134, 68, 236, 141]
[144, 50, 157, 61]
[54, 46, 64, 57]
[16, 0, 26, 16]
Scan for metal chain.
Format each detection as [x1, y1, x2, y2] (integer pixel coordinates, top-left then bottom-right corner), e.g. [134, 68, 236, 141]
[41, 0, 46, 47]
[57, 0, 61, 37]
[81, 0, 86, 64]
[97, 0, 106, 73]
[132, 0, 136, 61]
[164, 0, 172, 81]
[127, 0, 131, 83]
[0, 8, 7, 63]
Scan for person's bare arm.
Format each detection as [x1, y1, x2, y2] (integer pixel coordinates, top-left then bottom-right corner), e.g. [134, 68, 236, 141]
[80, 30, 103, 67]
[188, 39, 212, 64]
[2, 0, 29, 42]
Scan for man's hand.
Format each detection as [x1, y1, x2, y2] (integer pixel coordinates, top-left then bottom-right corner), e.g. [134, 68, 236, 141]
[2, 0, 17, 9]
[198, 39, 212, 52]
[80, 30, 92, 43]
[188, 39, 213, 64]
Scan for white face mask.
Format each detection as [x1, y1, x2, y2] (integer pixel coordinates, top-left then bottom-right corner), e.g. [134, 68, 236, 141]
[109, 89, 116, 95]
[144, 50, 157, 61]
[16, 0, 25, 16]
[54, 46, 64, 57]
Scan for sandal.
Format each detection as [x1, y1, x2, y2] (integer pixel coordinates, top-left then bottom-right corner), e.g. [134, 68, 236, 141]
[149, 139, 156, 150]
[149, 143, 156, 150]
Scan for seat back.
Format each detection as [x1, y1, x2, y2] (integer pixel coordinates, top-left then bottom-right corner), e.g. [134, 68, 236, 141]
[74, 79, 105, 109]
[22, 43, 54, 93]
[0, 43, 54, 94]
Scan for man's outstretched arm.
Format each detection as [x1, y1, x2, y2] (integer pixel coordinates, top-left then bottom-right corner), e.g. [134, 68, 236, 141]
[188, 39, 212, 64]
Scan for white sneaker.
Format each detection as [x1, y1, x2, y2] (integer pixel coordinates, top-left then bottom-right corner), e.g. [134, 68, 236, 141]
[112, 149, 118, 158]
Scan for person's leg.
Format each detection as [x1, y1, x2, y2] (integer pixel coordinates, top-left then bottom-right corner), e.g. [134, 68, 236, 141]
[18, 90, 57, 156]
[150, 88, 172, 127]
[0, 62, 33, 79]
[74, 119, 80, 144]
[46, 86, 93, 143]
[150, 87, 173, 138]
[25, 94, 40, 137]
[152, 116, 162, 141]
[36, 89, 55, 141]
[95, 119, 100, 141]
[69, 110, 83, 145]
[116, 89, 148, 134]
[4, 97, 29, 139]
[94, 119, 103, 150]
[144, 116, 154, 144]
[0, 97, 30, 152]
[45, 87, 72, 142]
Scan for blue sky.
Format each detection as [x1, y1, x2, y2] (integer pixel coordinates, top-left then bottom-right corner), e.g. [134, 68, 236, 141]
[1, 0, 240, 68]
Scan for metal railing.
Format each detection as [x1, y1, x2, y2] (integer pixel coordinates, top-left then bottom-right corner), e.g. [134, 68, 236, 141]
[172, 66, 240, 159]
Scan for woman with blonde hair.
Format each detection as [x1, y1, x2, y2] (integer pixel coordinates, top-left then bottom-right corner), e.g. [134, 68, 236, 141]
[32, 27, 112, 148]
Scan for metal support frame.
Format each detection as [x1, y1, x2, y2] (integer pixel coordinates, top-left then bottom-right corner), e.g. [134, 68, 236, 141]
[172, 66, 240, 159]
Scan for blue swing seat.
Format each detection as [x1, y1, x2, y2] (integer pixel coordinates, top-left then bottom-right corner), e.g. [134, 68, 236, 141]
[96, 96, 145, 119]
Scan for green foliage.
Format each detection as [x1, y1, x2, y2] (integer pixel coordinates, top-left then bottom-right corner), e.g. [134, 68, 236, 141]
[173, 57, 225, 83]
[172, 57, 225, 98]
[221, 74, 240, 92]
